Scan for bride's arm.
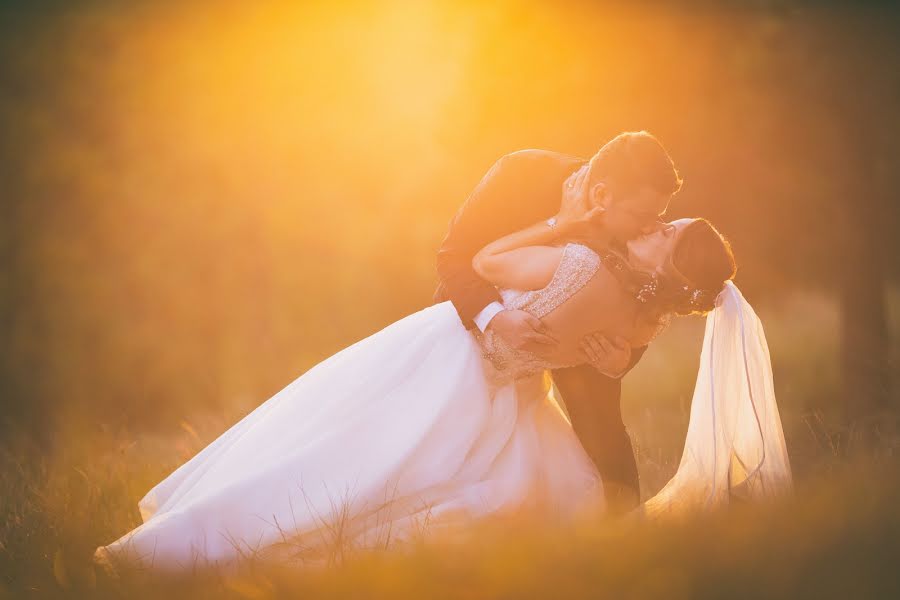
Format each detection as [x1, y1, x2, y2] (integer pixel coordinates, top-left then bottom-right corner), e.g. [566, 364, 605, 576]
[471, 219, 570, 291]
[472, 178, 603, 291]
[472, 201, 605, 291]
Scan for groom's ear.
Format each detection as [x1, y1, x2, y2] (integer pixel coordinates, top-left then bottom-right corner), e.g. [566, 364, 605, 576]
[590, 182, 610, 207]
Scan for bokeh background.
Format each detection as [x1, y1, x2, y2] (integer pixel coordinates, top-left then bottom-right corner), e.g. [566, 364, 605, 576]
[1, 0, 898, 596]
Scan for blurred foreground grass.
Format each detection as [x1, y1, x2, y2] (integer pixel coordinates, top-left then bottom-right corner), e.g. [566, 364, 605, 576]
[1, 288, 898, 598]
[1, 423, 898, 599]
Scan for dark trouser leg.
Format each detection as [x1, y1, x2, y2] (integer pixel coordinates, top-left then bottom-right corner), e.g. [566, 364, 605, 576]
[552, 364, 640, 512]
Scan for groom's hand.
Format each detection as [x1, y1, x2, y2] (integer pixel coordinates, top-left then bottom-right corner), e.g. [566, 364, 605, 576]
[580, 333, 631, 378]
[487, 310, 558, 355]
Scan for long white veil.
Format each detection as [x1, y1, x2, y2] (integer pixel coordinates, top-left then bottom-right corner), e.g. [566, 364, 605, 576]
[644, 281, 793, 516]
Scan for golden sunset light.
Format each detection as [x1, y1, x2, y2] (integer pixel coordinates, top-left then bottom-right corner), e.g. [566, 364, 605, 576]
[1, 0, 897, 597]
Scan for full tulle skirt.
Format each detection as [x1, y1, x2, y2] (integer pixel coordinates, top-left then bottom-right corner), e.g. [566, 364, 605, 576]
[93, 301, 603, 572]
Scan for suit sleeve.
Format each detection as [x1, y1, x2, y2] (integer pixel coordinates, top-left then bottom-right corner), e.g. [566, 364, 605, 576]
[435, 152, 540, 329]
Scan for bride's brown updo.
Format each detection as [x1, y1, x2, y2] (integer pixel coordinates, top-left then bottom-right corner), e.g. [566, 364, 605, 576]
[663, 218, 737, 316]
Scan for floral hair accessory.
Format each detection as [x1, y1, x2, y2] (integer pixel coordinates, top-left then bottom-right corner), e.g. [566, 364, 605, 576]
[635, 272, 660, 304]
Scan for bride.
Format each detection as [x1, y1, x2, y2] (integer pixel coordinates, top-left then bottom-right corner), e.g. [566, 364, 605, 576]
[94, 205, 792, 574]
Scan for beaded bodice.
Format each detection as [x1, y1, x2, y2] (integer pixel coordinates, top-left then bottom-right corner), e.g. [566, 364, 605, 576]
[473, 243, 602, 384]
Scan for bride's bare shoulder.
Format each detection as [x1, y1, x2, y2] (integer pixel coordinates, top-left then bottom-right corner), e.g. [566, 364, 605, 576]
[581, 256, 632, 299]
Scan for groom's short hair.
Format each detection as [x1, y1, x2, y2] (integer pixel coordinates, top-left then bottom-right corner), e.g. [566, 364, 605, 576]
[589, 131, 683, 201]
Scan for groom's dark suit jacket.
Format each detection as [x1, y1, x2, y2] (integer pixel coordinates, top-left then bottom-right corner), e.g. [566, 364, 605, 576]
[433, 149, 645, 505]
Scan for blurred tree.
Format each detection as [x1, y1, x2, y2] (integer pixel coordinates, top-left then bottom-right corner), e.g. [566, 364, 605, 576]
[828, 12, 898, 422]
[764, 6, 898, 421]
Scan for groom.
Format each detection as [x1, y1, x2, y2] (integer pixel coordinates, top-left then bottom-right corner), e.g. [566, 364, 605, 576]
[434, 131, 682, 512]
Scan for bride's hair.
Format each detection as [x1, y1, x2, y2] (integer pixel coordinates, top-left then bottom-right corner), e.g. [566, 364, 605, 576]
[663, 218, 737, 316]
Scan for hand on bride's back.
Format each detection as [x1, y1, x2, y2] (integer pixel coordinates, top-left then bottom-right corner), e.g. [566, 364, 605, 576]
[579, 333, 632, 378]
[487, 309, 558, 356]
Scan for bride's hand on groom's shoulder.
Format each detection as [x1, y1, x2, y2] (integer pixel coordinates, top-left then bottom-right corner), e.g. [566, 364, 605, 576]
[487, 310, 559, 356]
[579, 333, 631, 379]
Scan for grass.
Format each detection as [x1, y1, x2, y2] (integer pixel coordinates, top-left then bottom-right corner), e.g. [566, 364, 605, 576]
[1, 286, 898, 598]
[3, 402, 898, 599]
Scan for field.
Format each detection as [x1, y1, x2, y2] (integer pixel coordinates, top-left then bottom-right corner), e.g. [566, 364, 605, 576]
[2, 1, 899, 597]
[2, 289, 897, 599]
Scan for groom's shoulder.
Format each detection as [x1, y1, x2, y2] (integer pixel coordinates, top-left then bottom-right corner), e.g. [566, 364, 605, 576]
[500, 148, 587, 165]
[490, 149, 587, 179]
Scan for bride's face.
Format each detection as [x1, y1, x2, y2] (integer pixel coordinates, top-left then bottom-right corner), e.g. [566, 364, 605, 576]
[625, 218, 696, 273]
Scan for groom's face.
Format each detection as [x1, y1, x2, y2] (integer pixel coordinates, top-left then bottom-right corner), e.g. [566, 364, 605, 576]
[593, 182, 670, 243]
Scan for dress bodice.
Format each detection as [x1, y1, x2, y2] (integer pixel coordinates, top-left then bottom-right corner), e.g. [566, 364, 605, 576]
[473, 243, 602, 384]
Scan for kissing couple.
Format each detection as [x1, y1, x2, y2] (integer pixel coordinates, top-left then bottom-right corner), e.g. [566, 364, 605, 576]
[95, 131, 793, 574]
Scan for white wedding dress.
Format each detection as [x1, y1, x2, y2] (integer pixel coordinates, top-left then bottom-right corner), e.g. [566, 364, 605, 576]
[94, 243, 792, 573]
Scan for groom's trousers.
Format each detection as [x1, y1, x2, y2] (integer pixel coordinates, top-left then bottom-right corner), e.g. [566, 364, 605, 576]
[433, 148, 646, 512]
[551, 362, 641, 511]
